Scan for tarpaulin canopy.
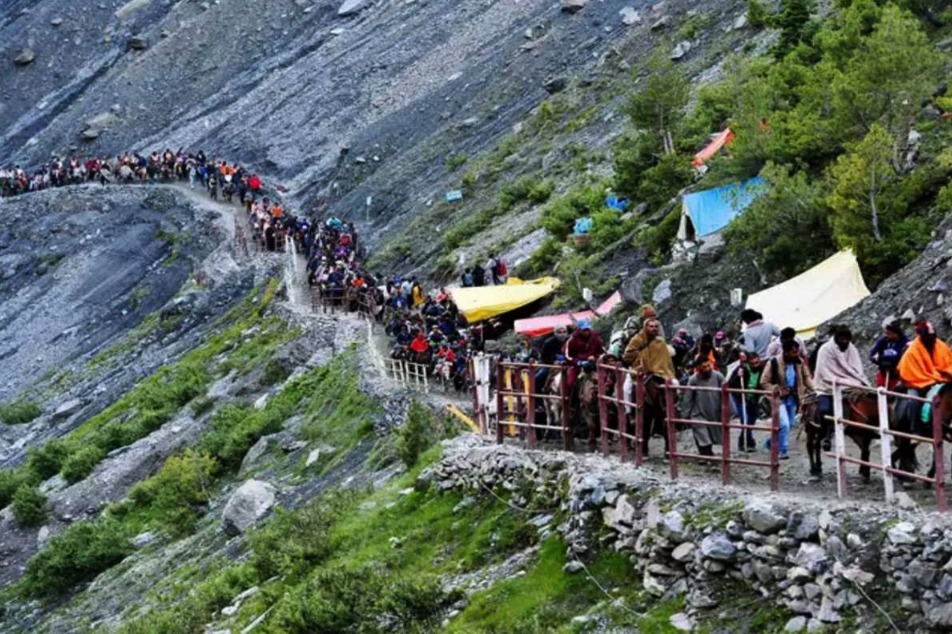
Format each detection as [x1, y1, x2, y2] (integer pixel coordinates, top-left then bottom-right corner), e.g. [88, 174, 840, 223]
[677, 176, 765, 241]
[514, 291, 623, 338]
[449, 277, 561, 323]
[693, 128, 735, 167]
[745, 251, 870, 338]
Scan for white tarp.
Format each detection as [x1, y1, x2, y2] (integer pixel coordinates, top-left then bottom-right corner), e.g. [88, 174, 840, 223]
[745, 250, 870, 338]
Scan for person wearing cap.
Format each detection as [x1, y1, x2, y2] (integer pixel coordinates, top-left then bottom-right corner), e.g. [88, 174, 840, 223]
[813, 326, 870, 450]
[624, 319, 676, 379]
[868, 322, 908, 390]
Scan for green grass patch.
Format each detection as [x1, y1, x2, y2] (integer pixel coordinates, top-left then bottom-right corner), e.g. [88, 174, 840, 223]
[0, 400, 42, 426]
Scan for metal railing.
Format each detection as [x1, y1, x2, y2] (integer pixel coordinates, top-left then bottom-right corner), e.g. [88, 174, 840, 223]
[827, 381, 946, 511]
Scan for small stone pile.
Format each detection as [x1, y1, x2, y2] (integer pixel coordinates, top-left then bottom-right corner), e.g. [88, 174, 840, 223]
[420, 435, 952, 632]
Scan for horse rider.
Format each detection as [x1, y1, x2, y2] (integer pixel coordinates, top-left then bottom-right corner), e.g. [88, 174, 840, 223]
[896, 320, 952, 427]
[868, 321, 908, 391]
[813, 326, 870, 451]
[624, 319, 676, 380]
[564, 320, 605, 393]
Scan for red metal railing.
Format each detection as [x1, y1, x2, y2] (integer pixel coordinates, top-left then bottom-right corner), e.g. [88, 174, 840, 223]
[663, 380, 781, 491]
[494, 362, 573, 451]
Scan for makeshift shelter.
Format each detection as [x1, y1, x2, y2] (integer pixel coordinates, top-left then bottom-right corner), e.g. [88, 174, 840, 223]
[693, 128, 735, 167]
[514, 291, 623, 338]
[745, 251, 870, 338]
[677, 176, 764, 242]
[449, 277, 561, 323]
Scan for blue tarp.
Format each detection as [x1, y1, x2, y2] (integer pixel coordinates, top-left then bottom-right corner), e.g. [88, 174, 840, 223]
[678, 176, 765, 240]
[445, 190, 463, 203]
[574, 217, 594, 235]
[606, 195, 629, 212]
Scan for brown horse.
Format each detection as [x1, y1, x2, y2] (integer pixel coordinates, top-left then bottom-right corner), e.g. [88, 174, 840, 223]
[806, 391, 880, 481]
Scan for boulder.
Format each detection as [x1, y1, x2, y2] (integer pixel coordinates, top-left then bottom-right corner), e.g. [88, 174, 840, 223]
[52, 398, 83, 420]
[784, 616, 807, 632]
[658, 510, 688, 543]
[700, 532, 736, 561]
[338, 0, 371, 16]
[887, 521, 918, 545]
[670, 41, 692, 61]
[50, 17, 64, 27]
[14, 48, 36, 66]
[543, 76, 568, 94]
[131, 531, 158, 548]
[222, 480, 276, 536]
[561, 0, 588, 14]
[652, 279, 673, 305]
[126, 36, 150, 50]
[743, 501, 787, 534]
[671, 542, 696, 563]
[620, 7, 641, 25]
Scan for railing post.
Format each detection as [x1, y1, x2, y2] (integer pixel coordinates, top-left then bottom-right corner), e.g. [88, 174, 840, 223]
[720, 383, 731, 486]
[632, 373, 644, 466]
[526, 363, 537, 450]
[597, 363, 609, 456]
[769, 387, 780, 491]
[495, 363, 505, 444]
[877, 387, 894, 504]
[664, 379, 679, 481]
[561, 366, 573, 452]
[932, 394, 947, 512]
[833, 381, 847, 499]
[617, 365, 630, 463]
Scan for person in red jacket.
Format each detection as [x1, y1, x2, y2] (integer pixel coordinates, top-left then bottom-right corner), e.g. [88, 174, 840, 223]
[565, 320, 605, 391]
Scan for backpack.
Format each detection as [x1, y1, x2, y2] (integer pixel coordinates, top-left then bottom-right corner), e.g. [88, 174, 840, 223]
[496, 259, 507, 276]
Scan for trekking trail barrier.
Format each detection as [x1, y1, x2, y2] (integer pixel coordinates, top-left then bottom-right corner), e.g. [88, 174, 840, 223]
[663, 378, 781, 491]
[471, 353, 494, 436]
[387, 359, 430, 392]
[826, 381, 946, 511]
[488, 361, 782, 491]
[494, 361, 573, 451]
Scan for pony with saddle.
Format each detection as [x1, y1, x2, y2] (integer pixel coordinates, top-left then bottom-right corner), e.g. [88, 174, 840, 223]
[892, 382, 952, 483]
[805, 389, 881, 480]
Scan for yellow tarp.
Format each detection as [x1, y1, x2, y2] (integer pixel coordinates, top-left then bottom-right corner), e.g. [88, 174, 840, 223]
[745, 250, 870, 338]
[449, 277, 561, 323]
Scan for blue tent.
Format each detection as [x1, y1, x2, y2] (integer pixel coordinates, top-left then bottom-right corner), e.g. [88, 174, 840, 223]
[677, 176, 765, 241]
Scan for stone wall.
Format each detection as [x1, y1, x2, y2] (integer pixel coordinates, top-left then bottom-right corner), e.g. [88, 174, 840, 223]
[419, 436, 952, 632]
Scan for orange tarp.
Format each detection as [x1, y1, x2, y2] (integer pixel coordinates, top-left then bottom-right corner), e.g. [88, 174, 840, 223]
[693, 128, 735, 167]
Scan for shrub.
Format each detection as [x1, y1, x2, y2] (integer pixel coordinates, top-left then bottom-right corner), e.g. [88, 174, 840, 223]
[129, 450, 217, 535]
[21, 518, 132, 598]
[747, 0, 772, 27]
[12, 485, 48, 527]
[446, 154, 468, 171]
[499, 174, 553, 211]
[61, 445, 107, 484]
[249, 496, 345, 579]
[636, 207, 682, 265]
[541, 184, 607, 241]
[25, 439, 73, 482]
[0, 401, 42, 425]
[396, 400, 434, 469]
[0, 469, 28, 509]
[262, 359, 292, 386]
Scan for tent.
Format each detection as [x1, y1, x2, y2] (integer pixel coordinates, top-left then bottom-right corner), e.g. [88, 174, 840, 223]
[449, 277, 561, 323]
[677, 176, 764, 242]
[745, 251, 870, 338]
[514, 291, 623, 338]
[693, 128, 735, 167]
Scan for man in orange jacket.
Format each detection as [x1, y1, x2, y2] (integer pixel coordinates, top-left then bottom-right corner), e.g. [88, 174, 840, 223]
[897, 321, 952, 430]
[898, 321, 952, 392]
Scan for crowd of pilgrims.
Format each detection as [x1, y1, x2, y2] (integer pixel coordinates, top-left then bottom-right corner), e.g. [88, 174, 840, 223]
[0, 149, 267, 200]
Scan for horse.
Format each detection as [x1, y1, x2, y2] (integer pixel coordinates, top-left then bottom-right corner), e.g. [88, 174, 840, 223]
[893, 383, 952, 484]
[805, 390, 881, 481]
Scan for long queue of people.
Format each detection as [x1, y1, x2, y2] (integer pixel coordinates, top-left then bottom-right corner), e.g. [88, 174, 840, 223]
[0, 150, 268, 201]
[505, 301, 951, 467]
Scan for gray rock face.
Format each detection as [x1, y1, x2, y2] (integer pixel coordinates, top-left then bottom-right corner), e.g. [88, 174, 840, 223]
[222, 480, 277, 536]
[338, 0, 371, 16]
